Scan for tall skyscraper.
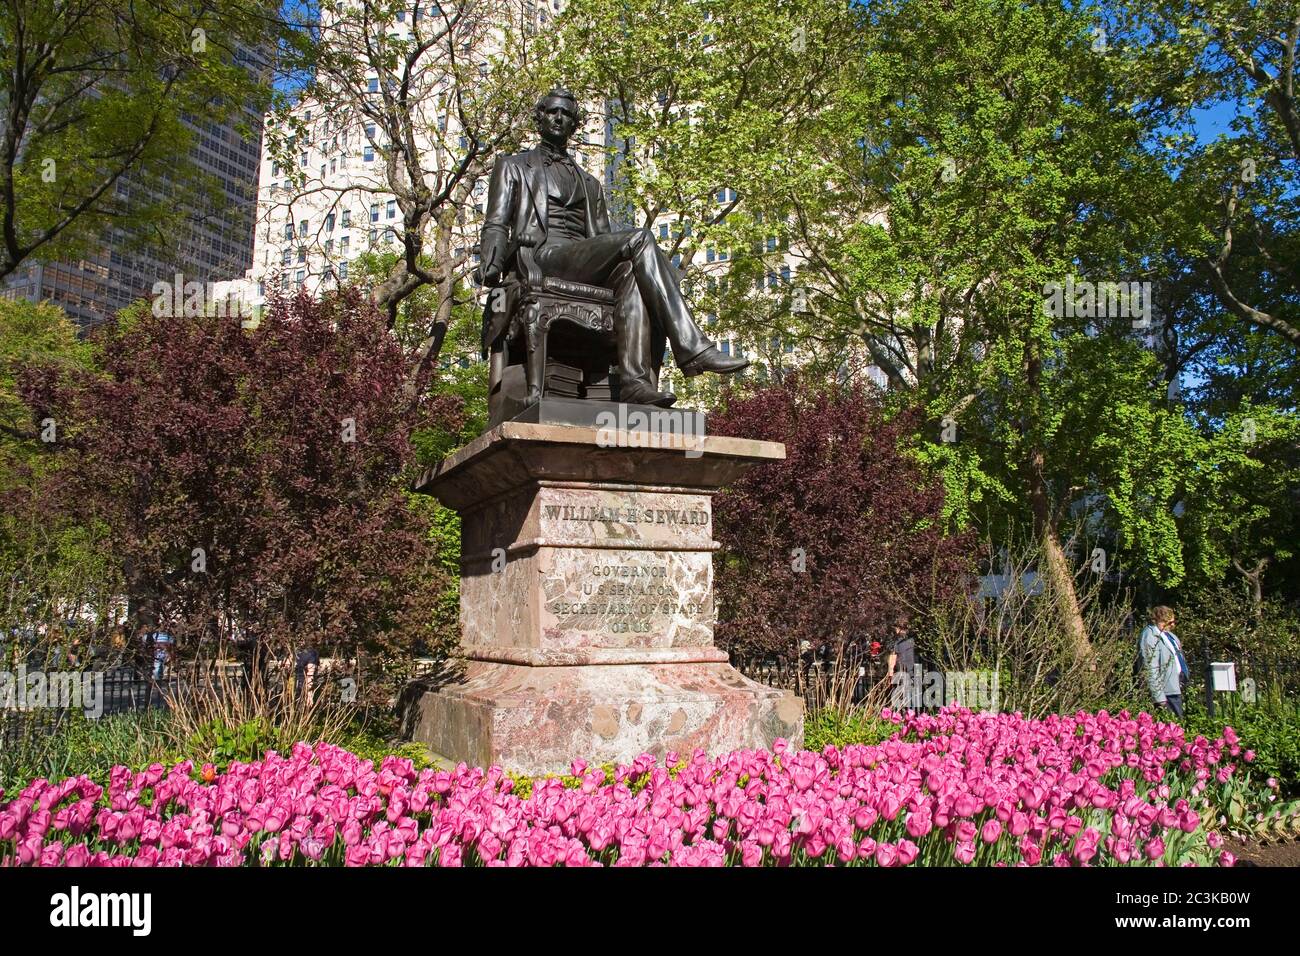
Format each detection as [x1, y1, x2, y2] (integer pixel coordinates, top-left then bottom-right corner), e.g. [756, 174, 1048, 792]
[1, 45, 271, 329]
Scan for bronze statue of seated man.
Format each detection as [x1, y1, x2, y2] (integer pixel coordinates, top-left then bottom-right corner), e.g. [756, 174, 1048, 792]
[475, 87, 748, 408]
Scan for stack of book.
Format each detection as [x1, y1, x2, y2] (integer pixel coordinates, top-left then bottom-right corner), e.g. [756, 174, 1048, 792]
[544, 360, 585, 399]
[584, 370, 617, 402]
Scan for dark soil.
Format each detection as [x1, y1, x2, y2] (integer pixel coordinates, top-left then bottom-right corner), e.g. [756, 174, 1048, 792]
[1229, 836, 1300, 867]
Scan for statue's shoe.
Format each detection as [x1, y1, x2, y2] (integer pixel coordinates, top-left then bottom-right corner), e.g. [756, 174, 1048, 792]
[679, 346, 749, 377]
[620, 384, 677, 407]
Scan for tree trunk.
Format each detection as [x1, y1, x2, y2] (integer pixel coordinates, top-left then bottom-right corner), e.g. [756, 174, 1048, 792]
[1026, 447, 1092, 657]
[1023, 342, 1091, 658]
[1232, 557, 1267, 620]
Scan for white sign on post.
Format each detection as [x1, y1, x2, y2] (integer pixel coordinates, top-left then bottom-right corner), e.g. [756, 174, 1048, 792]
[1211, 662, 1237, 692]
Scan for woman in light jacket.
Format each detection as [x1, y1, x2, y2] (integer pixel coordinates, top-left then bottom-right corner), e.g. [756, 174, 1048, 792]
[1139, 605, 1187, 718]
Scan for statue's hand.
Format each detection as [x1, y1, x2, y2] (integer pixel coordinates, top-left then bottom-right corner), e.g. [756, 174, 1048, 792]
[476, 261, 502, 287]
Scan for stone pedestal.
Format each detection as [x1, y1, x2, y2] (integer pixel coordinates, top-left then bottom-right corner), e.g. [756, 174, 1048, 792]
[412, 413, 802, 775]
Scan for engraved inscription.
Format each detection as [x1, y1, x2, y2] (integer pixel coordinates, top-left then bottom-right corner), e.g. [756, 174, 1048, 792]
[541, 552, 713, 646]
[540, 504, 709, 526]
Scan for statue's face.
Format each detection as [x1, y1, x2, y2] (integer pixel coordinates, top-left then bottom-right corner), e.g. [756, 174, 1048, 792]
[536, 96, 579, 144]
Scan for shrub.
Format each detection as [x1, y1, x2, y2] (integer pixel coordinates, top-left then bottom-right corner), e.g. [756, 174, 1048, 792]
[709, 375, 975, 687]
[18, 290, 462, 700]
[0, 709, 171, 792]
[918, 542, 1142, 717]
[802, 709, 900, 750]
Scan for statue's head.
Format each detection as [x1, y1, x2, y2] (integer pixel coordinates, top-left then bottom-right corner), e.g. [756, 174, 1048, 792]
[534, 87, 581, 145]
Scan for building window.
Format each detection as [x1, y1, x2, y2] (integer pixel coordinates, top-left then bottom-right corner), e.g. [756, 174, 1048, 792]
[341, 236, 350, 254]
[299, 219, 308, 235]
[369, 228, 377, 244]
[781, 264, 791, 283]
[658, 223, 669, 239]
[279, 274, 288, 291]
[325, 239, 333, 255]
[364, 144, 374, 162]
[295, 270, 305, 289]
[706, 247, 715, 263]
[368, 77, 379, 93]
[299, 152, 308, 168]
[387, 200, 396, 219]
[284, 223, 294, 240]
[720, 340, 731, 356]
[298, 247, 306, 264]
[341, 209, 351, 227]
[281, 248, 292, 266]
[370, 203, 379, 222]
[325, 213, 335, 231]
[339, 260, 349, 280]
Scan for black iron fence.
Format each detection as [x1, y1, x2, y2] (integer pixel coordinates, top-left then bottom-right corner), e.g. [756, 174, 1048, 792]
[733, 643, 1300, 715]
[0, 667, 172, 754]
[733, 650, 892, 708]
[1180, 646, 1300, 717]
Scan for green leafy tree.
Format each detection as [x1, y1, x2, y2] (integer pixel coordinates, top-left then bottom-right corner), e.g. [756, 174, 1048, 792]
[0, 299, 116, 649]
[0, 0, 305, 280]
[555, 0, 854, 387]
[1180, 405, 1300, 606]
[268, 0, 558, 374]
[1112, 0, 1300, 346]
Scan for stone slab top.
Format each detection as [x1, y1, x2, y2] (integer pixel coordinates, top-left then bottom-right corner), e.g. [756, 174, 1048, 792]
[413, 419, 785, 512]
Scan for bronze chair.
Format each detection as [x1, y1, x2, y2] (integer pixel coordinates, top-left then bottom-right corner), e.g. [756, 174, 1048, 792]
[483, 245, 627, 426]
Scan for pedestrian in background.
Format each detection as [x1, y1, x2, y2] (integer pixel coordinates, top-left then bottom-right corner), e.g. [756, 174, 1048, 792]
[1139, 605, 1188, 718]
[295, 646, 320, 706]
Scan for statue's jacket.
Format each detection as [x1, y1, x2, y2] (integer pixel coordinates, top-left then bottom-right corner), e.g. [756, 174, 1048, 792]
[478, 147, 613, 353]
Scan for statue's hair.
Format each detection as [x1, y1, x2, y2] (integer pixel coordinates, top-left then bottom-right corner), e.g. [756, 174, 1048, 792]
[534, 87, 582, 124]
[536, 87, 578, 108]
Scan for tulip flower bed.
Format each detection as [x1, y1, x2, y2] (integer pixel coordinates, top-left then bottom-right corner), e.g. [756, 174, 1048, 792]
[1, 707, 1254, 867]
